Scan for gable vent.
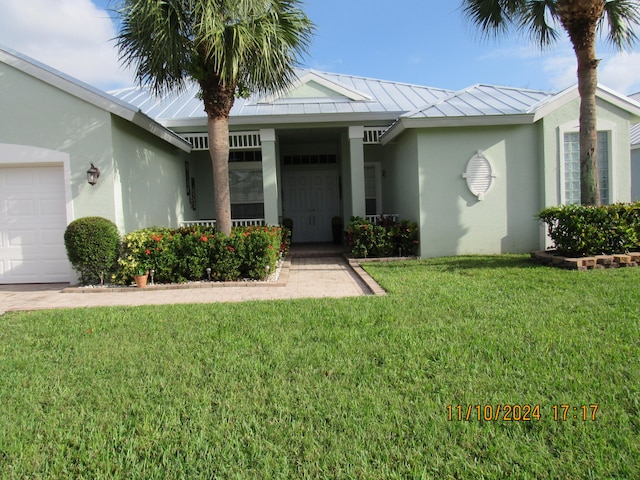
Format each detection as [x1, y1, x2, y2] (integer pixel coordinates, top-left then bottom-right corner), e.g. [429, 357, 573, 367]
[182, 131, 261, 151]
[363, 127, 389, 144]
[462, 151, 497, 200]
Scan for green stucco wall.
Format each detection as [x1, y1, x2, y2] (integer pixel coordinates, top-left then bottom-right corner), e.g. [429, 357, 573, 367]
[0, 61, 189, 234]
[633, 148, 640, 201]
[382, 130, 421, 223]
[414, 125, 540, 258]
[0, 61, 116, 223]
[111, 117, 190, 232]
[540, 96, 633, 207]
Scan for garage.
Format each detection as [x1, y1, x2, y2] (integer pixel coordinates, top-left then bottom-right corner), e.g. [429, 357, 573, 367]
[0, 165, 70, 283]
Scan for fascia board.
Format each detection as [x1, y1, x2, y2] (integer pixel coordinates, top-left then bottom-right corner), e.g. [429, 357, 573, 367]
[380, 114, 536, 144]
[531, 84, 640, 123]
[160, 112, 402, 129]
[531, 86, 579, 121]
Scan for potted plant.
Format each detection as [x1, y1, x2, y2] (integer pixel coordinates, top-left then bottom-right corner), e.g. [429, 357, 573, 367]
[331, 216, 343, 245]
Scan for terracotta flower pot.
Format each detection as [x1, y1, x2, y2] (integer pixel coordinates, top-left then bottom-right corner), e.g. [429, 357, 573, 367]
[134, 274, 148, 288]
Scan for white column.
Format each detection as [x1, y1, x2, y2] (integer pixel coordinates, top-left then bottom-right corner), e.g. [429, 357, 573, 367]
[260, 128, 279, 225]
[349, 125, 366, 218]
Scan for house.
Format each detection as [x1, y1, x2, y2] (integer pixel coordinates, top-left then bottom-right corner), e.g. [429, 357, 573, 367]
[2, 44, 640, 283]
[0, 46, 191, 283]
[631, 92, 640, 201]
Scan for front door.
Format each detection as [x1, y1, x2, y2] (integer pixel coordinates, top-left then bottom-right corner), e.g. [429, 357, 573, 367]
[282, 169, 340, 243]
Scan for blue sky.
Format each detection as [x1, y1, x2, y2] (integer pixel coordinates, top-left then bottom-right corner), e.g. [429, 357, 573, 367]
[1, 0, 639, 95]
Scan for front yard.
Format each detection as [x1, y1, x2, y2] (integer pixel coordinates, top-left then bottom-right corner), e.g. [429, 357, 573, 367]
[1, 255, 638, 478]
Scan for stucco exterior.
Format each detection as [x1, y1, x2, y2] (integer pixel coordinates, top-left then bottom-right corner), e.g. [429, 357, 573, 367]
[0, 48, 191, 235]
[2, 44, 640, 283]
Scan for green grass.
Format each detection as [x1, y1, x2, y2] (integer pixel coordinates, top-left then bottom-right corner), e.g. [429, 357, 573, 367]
[1, 255, 639, 479]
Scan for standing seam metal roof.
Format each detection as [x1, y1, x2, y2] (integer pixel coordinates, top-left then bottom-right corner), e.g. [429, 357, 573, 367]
[109, 69, 454, 123]
[403, 84, 555, 119]
[630, 92, 640, 147]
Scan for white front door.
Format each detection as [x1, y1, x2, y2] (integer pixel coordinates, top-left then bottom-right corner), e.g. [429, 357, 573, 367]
[283, 169, 340, 243]
[0, 166, 70, 283]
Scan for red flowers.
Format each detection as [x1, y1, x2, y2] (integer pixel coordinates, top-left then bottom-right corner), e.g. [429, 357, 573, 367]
[145, 249, 151, 255]
[228, 246, 235, 252]
[201, 236, 208, 242]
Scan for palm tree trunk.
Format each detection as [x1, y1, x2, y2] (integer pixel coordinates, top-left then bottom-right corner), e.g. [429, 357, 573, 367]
[558, 0, 603, 206]
[208, 115, 232, 235]
[200, 74, 236, 235]
[577, 43, 601, 206]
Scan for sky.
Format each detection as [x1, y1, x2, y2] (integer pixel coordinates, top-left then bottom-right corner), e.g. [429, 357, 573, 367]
[1, 0, 639, 96]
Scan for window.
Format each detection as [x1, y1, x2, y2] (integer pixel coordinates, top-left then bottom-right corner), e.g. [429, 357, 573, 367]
[229, 166, 264, 219]
[364, 164, 381, 216]
[563, 131, 609, 204]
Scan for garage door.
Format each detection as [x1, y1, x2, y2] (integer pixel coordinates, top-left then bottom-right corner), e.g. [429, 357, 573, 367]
[0, 166, 70, 283]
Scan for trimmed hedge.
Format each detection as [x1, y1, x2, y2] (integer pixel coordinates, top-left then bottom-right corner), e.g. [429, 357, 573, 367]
[537, 202, 640, 257]
[64, 217, 120, 285]
[345, 216, 419, 258]
[116, 225, 285, 284]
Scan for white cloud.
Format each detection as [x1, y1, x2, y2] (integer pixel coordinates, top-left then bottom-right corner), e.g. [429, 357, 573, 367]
[0, 0, 133, 90]
[598, 52, 640, 95]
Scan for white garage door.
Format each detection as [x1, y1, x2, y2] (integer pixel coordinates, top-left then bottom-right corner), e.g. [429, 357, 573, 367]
[0, 166, 70, 283]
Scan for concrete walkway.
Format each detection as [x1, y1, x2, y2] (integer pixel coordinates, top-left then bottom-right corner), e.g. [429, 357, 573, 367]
[0, 249, 385, 315]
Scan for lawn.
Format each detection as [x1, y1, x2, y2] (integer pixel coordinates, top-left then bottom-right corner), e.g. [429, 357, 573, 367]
[1, 255, 638, 479]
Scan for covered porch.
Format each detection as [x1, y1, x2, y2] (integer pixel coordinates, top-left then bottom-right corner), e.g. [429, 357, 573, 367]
[180, 126, 395, 242]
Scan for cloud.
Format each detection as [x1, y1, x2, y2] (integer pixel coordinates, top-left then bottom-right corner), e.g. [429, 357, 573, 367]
[0, 0, 133, 90]
[598, 52, 640, 95]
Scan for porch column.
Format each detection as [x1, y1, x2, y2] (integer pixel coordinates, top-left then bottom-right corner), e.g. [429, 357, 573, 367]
[349, 125, 366, 218]
[260, 128, 279, 226]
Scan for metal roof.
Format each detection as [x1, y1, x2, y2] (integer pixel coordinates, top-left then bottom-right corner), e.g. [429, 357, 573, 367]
[631, 92, 640, 148]
[403, 84, 554, 119]
[109, 70, 454, 126]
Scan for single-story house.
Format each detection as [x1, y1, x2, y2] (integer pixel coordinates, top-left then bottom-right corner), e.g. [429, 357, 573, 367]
[2, 44, 640, 283]
[631, 92, 640, 201]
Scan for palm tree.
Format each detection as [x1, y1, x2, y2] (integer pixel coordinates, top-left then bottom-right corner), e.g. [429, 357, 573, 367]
[116, 0, 314, 234]
[462, 0, 639, 205]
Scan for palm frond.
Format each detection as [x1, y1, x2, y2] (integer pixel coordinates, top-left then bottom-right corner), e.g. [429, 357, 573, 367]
[116, 0, 194, 95]
[518, 0, 560, 48]
[461, 0, 527, 36]
[601, 0, 640, 48]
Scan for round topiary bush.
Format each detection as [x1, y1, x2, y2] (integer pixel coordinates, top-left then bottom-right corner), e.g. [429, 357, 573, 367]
[64, 216, 120, 285]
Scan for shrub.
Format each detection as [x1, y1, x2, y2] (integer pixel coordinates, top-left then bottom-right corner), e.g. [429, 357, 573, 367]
[238, 226, 282, 279]
[345, 216, 419, 258]
[64, 216, 120, 285]
[115, 225, 286, 284]
[537, 202, 640, 256]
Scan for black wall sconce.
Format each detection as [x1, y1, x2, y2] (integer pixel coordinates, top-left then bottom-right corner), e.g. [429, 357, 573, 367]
[87, 163, 100, 186]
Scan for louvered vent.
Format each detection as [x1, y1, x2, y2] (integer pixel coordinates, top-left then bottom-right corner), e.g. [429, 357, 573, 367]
[182, 132, 261, 151]
[462, 151, 497, 200]
[363, 127, 388, 144]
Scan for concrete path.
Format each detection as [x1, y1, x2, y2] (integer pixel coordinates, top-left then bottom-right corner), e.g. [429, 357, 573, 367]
[0, 256, 385, 315]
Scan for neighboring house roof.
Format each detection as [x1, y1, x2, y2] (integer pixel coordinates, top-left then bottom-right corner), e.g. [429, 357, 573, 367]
[382, 83, 640, 144]
[631, 92, 640, 150]
[0, 45, 191, 152]
[110, 70, 454, 128]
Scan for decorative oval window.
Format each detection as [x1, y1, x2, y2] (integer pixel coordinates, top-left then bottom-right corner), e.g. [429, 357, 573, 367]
[462, 150, 497, 200]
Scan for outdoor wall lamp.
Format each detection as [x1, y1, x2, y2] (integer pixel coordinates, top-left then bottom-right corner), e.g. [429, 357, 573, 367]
[87, 163, 100, 186]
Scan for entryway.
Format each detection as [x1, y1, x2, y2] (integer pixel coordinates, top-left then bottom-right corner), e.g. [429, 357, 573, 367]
[282, 169, 341, 243]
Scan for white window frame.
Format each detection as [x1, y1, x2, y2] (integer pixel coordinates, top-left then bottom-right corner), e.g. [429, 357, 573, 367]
[364, 162, 383, 215]
[558, 119, 617, 205]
